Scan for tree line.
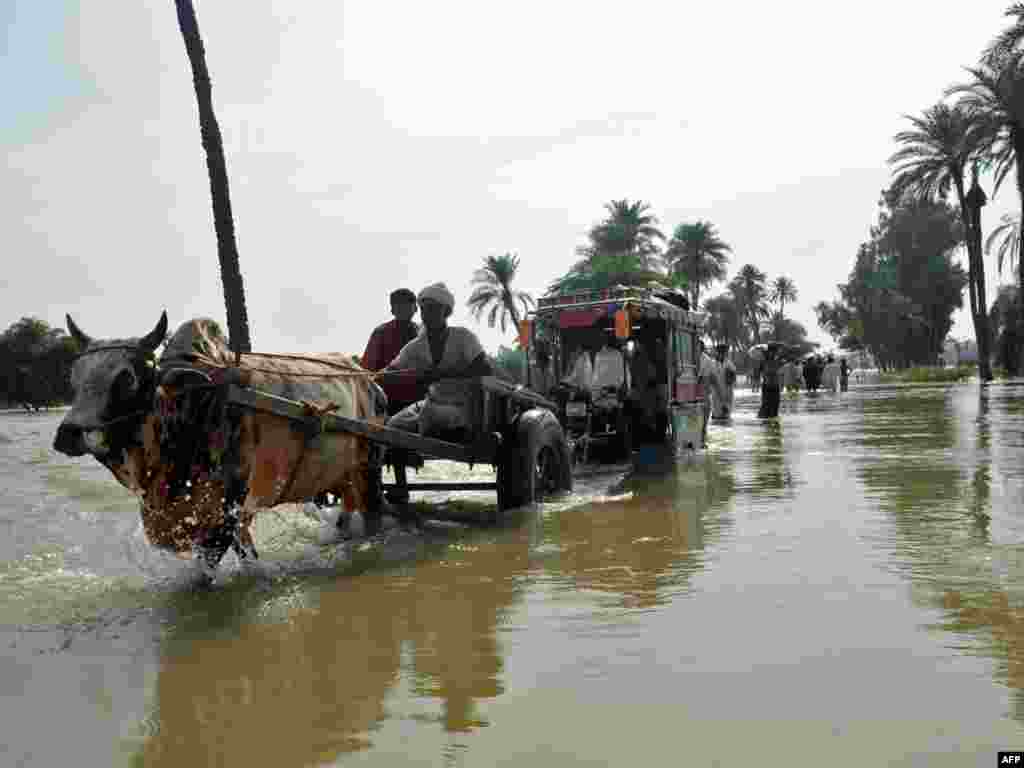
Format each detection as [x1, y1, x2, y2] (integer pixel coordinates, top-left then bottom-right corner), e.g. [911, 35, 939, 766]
[833, 3, 1024, 380]
[814, 192, 967, 370]
[465, 198, 816, 369]
[0, 318, 79, 408]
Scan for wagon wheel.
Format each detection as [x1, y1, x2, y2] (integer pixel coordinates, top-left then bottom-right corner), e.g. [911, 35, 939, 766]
[534, 444, 561, 496]
[496, 409, 572, 517]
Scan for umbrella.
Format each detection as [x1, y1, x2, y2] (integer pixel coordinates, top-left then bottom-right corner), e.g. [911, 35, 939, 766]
[747, 343, 768, 362]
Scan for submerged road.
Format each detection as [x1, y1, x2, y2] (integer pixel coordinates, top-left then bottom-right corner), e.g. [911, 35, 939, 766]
[2, 381, 1024, 767]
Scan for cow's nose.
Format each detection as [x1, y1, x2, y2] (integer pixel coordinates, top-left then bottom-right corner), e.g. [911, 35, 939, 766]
[54, 424, 85, 456]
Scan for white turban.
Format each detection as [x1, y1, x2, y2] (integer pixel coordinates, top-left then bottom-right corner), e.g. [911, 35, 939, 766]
[418, 282, 455, 310]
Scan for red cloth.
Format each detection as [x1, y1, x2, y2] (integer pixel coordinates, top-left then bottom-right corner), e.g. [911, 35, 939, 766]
[362, 319, 420, 407]
[558, 308, 608, 328]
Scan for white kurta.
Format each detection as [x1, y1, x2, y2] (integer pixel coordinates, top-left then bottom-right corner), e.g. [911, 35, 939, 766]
[821, 362, 840, 392]
[782, 361, 803, 391]
[716, 359, 736, 416]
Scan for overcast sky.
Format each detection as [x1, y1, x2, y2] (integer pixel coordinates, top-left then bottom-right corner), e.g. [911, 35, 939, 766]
[2, 1, 1020, 358]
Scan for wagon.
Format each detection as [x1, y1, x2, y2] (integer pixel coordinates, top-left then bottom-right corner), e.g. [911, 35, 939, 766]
[518, 285, 710, 460]
[224, 375, 573, 526]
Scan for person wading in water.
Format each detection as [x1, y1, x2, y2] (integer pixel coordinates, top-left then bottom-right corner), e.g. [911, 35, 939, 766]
[758, 343, 784, 418]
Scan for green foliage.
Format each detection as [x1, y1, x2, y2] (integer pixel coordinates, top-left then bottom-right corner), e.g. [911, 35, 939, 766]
[815, 191, 967, 369]
[493, 346, 527, 384]
[985, 213, 1022, 276]
[989, 284, 1024, 372]
[0, 317, 79, 406]
[586, 199, 665, 269]
[728, 264, 771, 344]
[662, 220, 732, 308]
[549, 199, 668, 294]
[467, 253, 535, 334]
[767, 312, 817, 356]
[548, 251, 671, 294]
[702, 294, 746, 349]
[768, 276, 798, 320]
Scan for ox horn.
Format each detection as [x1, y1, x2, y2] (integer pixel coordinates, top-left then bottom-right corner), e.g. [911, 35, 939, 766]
[140, 311, 169, 353]
[66, 314, 92, 350]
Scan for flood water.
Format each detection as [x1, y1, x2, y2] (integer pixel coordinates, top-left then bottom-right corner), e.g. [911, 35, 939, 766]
[4, 382, 1024, 766]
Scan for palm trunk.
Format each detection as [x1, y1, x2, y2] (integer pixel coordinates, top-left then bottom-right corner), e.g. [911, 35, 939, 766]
[175, 0, 251, 354]
[971, 205, 993, 382]
[504, 296, 521, 332]
[956, 178, 991, 382]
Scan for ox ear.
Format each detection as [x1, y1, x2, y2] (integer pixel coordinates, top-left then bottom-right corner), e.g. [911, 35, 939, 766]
[66, 314, 92, 350]
[140, 311, 169, 353]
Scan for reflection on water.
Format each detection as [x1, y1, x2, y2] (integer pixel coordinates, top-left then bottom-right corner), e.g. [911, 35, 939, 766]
[541, 457, 733, 609]
[853, 383, 1024, 725]
[750, 419, 794, 496]
[135, 526, 526, 765]
[130, 455, 738, 766]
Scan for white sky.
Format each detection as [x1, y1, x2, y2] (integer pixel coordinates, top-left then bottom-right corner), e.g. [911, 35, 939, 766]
[3, 0, 1020, 357]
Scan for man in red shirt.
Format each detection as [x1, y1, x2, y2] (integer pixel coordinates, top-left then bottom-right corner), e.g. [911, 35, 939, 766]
[362, 288, 420, 415]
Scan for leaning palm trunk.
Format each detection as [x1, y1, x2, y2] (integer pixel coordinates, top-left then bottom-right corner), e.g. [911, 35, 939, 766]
[970, 211, 993, 382]
[175, 0, 251, 354]
[955, 177, 993, 382]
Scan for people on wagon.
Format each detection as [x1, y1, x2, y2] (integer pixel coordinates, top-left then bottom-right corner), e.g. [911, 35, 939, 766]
[361, 288, 420, 415]
[627, 336, 665, 442]
[591, 335, 629, 401]
[561, 334, 597, 392]
[379, 282, 493, 503]
[711, 343, 737, 419]
[757, 343, 784, 418]
[382, 282, 493, 430]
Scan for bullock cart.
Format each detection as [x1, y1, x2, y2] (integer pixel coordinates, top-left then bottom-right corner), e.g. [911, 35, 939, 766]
[225, 375, 573, 526]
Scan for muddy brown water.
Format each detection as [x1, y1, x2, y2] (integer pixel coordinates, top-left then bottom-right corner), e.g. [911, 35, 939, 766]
[3, 383, 1024, 766]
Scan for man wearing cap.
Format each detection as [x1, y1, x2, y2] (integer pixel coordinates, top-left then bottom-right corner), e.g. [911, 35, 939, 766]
[382, 282, 493, 398]
[379, 282, 493, 503]
[362, 288, 420, 415]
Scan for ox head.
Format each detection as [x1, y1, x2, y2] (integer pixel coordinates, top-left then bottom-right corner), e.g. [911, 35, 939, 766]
[54, 311, 169, 459]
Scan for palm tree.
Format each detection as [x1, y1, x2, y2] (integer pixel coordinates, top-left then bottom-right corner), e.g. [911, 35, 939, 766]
[768, 276, 798, 323]
[587, 199, 666, 269]
[175, 0, 251, 354]
[662, 221, 732, 308]
[467, 253, 535, 333]
[549, 199, 668, 294]
[982, 3, 1024, 65]
[889, 101, 992, 381]
[702, 294, 746, 350]
[728, 265, 770, 344]
[986, 213, 1023, 278]
[950, 53, 1024, 293]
